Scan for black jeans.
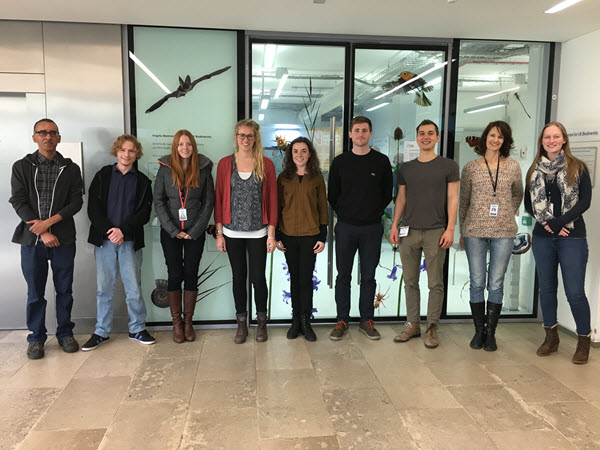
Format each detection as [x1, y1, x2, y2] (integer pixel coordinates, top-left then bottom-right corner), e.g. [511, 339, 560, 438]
[224, 235, 268, 316]
[281, 234, 319, 315]
[160, 228, 205, 291]
[334, 221, 383, 323]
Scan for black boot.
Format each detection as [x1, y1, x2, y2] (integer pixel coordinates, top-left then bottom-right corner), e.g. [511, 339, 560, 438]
[300, 313, 317, 342]
[287, 310, 301, 339]
[484, 302, 502, 352]
[469, 302, 486, 349]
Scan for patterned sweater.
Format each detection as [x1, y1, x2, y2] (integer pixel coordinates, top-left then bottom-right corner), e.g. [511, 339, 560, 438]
[459, 158, 523, 238]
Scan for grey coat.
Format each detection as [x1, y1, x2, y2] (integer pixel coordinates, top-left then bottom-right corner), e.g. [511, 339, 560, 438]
[154, 154, 215, 240]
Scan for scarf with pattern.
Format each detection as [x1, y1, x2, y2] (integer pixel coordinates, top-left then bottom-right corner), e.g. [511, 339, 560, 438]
[529, 151, 579, 229]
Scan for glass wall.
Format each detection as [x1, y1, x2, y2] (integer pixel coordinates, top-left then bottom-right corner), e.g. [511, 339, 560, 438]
[449, 40, 551, 316]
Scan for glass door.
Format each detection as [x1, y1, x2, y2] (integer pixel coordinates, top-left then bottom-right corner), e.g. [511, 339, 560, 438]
[251, 41, 346, 321]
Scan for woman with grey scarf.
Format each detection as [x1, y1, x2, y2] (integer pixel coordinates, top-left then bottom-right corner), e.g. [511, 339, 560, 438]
[524, 122, 592, 364]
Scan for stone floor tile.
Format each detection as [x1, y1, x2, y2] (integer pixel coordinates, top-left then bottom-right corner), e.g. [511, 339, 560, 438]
[506, 379, 585, 403]
[0, 342, 29, 380]
[0, 330, 31, 344]
[257, 369, 334, 439]
[487, 429, 576, 449]
[35, 376, 130, 430]
[0, 330, 13, 341]
[195, 336, 256, 382]
[485, 363, 553, 384]
[99, 400, 187, 450]
[323, 387, 417, 449]
[126, 357, 199, 401]
[259, 435, 340, 449]
[255, 327, 313, 371]
[384, 381, 461, 410]
[531, 401, 600, 449]
[313, 359, 378, 390]
[0, 387, 60, 449]
[146, 331, 204, 358]
[428, 359, 498, 386]
[447, 384, 551, 432]
[180, 408, 259, 449]
[190, 379, 256, 410]
[305, 327, 365, 361]
[18, 428, 106, 450]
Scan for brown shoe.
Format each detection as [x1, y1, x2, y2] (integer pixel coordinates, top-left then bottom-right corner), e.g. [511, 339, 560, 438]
[234, 316, 248, 344]
[394, 322, 421, 342]
[573, 334, 591, 365]
[329, 321, 349, 341]
[168, 290, 184, 343]
[183, 290, 198, 342]
[256, 315, 268, 342]
[537, 324, 559, 356]
[425, 323, 439, 349]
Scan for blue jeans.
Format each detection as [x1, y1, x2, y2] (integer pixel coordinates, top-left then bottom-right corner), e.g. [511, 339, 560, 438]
[532, 235, 591, 335]
[21, 241, 76, 343]
[464, 237, 513, 305]
[94, 240, 147, 337]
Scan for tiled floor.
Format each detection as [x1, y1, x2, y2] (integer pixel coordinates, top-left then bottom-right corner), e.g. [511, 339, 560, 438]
[1, 323, 599, 449]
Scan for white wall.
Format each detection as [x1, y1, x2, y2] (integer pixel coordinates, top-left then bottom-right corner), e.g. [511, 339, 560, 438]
[556, 28, 600, 341]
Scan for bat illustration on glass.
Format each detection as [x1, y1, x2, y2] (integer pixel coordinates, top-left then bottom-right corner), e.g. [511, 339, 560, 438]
[382, 71, 434, 107]
[145, 65, 232, 113]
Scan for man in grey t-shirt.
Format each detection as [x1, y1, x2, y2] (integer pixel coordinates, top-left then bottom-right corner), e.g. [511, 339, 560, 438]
[390, 120, 459, 349]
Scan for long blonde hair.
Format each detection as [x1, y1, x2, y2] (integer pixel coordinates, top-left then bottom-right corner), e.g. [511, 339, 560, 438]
[170, 130, 200, 189]
[526, 122, 588, 188]
[233, 119, 265, 182]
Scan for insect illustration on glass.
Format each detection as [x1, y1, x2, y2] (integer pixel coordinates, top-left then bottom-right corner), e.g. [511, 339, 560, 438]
[374, 286, 390, 311]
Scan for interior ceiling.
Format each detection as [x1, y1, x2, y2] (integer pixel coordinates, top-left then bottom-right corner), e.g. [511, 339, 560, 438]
[2, 0, 599, 43]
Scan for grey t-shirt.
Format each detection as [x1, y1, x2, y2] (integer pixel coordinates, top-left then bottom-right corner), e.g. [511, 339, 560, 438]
[398, 156, 460, 229]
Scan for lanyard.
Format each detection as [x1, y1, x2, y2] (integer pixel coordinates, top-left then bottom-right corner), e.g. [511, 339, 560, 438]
[178, 188, 189, 229]
[484, 156, 500, 197]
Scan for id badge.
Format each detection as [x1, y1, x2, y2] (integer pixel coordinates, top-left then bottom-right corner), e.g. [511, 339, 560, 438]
[489, 204, 499, 217]
[178, 208, 188, 221]
[399, 226, 410, 237]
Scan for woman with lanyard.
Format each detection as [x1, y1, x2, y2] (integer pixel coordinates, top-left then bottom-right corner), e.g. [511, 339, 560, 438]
[276, 137, 328, 341]
[214, 119, 277, 344]
[525, 122, 592, 364]
[155, 130, 214, 343]
[459, 121, 523, 351]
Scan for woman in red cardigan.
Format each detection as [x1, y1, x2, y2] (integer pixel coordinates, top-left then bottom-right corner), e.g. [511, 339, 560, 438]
[214, 119, 277, 344]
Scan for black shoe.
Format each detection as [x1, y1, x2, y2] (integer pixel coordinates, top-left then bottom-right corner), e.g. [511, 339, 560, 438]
[128, 330, 156, 345]
[287, 311, 301, 339]
[484, 302, 502, 352]
[27, 342, 44, 360]
[300, 314, 317, 342]
[58, 336, 79, 353]
[469, 302, 486, 350]
[81, 333, 110, 351]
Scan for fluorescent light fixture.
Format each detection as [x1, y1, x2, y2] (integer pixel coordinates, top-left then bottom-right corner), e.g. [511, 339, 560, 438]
[275, 124, 300, 129]
[258, 114, 265, 121]
[260, 98, 270, 110]
[545, 0, 583, 13]
[264, 45, 277, 69]
[366, 102, 390, 112]
[129, 51, 170, 94]
[273, 73, 289, 99]
[464, 100, 508, 114]
[375, 61, 451, 100]
[252, 89, 262, 96]
[476, 86, 519, 100]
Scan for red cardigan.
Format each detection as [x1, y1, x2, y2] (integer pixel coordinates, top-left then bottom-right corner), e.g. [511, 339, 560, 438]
[214, 154, 277, 227]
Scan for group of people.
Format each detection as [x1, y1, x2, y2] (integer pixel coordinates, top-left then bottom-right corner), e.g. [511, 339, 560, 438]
[10, 115, 592, 365]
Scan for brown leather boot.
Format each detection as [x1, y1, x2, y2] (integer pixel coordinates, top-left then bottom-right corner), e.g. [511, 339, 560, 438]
[183, 290, 197, 342]
[536, 324, 559, 356]
[256, 315, 268, 342]
[168, 290, 184, 343]
[234, 316, 248, 344]
[572, 334, 591, 365]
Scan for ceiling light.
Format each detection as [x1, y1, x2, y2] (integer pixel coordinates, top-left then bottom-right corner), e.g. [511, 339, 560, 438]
[260, 98, 269, 110]
[476, 86, 519, 100]
[545, 0, 583, 13]
[274, 71, 289, 99]
[258, 114, 264, 121]
[129, 51, 170, 94]
[464, 100, 508, 114]
[264, 45, 277, 69]
[252, 89, 262, 96]
[366, 102, 390, 112]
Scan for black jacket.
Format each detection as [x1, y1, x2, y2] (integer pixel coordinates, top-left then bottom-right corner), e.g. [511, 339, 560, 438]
[10, 151, 83, 245]
[87, 164, 152, 251]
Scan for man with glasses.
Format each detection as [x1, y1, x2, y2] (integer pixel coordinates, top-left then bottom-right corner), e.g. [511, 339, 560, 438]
[10, 118, 83, 359]
[328, 116, 393, 341]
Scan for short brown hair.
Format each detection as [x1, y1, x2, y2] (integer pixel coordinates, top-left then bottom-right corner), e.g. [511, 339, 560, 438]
[416, 120, 439, 135]
[110, 134, 143, 159]
[351, 116, 372, 132]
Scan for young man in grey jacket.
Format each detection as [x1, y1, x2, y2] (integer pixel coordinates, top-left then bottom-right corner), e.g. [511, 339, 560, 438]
[9, 118, 83, 359]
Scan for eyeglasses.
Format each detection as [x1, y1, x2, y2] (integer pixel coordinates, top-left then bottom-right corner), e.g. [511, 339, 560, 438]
[34, 130, 60, 137]
[237, 133, 255, 141]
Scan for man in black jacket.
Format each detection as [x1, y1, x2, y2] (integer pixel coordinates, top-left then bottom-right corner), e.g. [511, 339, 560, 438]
[82, 134, 155, 351]
[10, 118, 83, 359]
